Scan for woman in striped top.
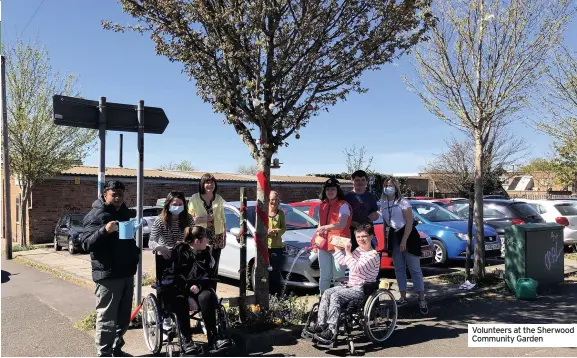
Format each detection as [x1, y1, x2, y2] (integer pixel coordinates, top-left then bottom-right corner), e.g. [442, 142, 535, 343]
[304, 223, 380, 345]
[149, 191, 195, 277]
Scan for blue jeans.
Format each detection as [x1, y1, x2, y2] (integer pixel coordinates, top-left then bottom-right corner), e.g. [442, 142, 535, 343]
[318, 250, 345, 294]
[392, 238, 425, 293]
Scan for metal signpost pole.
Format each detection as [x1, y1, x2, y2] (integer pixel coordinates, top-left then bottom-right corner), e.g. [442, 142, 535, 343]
[1, 55, 13, 260]
[119, 134, 123, 167]
[135, 100, 144, 305]
[98, 97, 107, 197]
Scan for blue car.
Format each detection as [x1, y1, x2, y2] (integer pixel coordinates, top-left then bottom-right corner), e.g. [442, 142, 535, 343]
[408, 200, 501, 264]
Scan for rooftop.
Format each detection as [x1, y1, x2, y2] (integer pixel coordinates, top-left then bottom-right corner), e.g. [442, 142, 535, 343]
[60, 165, 352, 184]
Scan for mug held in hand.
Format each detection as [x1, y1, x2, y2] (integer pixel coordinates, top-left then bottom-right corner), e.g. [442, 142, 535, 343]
[118, 218, 145, 240]
[330, 236, 350, 248]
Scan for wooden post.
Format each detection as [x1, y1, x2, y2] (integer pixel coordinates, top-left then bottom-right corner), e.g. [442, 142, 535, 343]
[239, 187, 248, 322]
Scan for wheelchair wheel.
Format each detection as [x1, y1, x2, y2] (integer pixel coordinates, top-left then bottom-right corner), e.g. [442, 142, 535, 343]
[363, 289, 398, 344]
[142, 293, 162, 355]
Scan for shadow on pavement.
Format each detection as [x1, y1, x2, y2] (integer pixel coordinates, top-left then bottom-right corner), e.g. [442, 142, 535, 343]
[1, 270, 12, 283]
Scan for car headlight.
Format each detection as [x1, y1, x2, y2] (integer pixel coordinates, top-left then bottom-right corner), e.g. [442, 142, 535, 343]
[284, 244, 309, 258]
[455, 233, 470, 241]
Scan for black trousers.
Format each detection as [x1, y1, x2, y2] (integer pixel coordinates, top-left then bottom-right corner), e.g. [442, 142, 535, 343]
[161, 288, 219, 342]
[208, 248, 222, 291]
[268, 248, 285, 296]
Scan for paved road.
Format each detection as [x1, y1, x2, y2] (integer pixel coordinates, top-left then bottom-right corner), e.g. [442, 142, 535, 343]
[251, 279, 577, 357]
[1, 259, 150, 357]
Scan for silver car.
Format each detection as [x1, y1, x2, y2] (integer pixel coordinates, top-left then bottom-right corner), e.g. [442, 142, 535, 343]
[219, 201, 321, 290]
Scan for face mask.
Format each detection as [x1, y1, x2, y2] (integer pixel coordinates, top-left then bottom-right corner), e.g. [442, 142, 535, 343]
[169, 205, 184, 215]
[383, 187, 395, 196]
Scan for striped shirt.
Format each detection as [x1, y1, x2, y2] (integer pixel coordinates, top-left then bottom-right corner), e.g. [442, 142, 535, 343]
[334, 248, 380, 288]
[149, 214, 194, 251]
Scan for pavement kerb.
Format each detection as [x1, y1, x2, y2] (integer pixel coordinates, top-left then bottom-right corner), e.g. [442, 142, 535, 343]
[14, 255, 96, 291]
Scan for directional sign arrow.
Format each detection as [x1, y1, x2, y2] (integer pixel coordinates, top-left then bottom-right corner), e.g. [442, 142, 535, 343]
[53, 95, 169, 134]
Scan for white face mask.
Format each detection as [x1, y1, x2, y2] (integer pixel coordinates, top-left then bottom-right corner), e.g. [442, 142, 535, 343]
[169, 205, 184, 215]
[384, 187, 395, 197]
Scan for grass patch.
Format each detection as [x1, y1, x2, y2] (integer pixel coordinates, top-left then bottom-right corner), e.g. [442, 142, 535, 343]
[565, 252, 577, 261]
[11, 244, 49, 252]
[74, 311, 97, 331]
[14, 256, 95, 290]
[226, 293, 309, 332]
[142, 271, 156, 286]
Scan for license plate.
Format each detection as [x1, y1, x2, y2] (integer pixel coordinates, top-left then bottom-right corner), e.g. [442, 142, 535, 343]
[485, 243, 500, 251]
[421, 250, 434, 258]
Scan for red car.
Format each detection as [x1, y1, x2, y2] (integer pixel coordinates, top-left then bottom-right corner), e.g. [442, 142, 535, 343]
[289, 200, 434, 269]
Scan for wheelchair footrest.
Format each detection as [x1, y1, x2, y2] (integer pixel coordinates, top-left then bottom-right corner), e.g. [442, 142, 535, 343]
[301, 329, 315, 341]
[314, 341, 336, 349]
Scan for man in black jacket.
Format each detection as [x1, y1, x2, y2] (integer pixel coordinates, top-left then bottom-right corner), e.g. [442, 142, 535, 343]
[80, 180, 140, 357]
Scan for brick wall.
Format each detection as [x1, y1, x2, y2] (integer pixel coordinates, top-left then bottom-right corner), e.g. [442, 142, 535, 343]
[26, 176, 347, 244]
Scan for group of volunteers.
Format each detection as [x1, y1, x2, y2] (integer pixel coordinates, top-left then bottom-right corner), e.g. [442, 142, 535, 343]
[78, 169, 427, 356]
[303, 170, 427, 345]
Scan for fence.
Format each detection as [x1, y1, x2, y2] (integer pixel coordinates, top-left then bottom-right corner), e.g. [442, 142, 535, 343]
[507, 191, 575, 200]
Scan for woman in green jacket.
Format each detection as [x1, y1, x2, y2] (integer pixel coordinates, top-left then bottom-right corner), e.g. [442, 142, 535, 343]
[187, 173, 226, 290]
[268, 191, 287, 296]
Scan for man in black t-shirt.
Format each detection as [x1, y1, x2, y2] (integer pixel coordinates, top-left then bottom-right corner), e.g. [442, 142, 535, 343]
[344, 170, 380, 250]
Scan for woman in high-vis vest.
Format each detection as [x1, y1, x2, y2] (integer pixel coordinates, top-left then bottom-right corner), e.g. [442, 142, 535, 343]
[311, 178, 352, 294]
[187, 173, 226, 290]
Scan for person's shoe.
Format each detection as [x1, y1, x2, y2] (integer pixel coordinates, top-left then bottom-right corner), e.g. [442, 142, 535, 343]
[396, 297, 408, 307]
[304, 323, 326, 336]
[419, 299, 428, 315]
[212, 338, 232, 351]
[182, 338, 202, 356]
[111, 349, 132, 357]
[314, 328, 336, 345]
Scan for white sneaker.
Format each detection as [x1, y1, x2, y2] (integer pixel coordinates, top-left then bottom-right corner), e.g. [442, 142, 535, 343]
[162, 318, 171, 341]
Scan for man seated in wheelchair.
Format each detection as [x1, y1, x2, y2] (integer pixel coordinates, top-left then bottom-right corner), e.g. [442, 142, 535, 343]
[159, 226, 232, 354]
[304, 223, 380, 344]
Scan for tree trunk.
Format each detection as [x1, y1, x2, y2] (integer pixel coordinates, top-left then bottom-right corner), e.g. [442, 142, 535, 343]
[20, 186, 30, 247]
[254, 149, 273, 309]
[465, 190, 474, 282]
[473, 131, 486, 279]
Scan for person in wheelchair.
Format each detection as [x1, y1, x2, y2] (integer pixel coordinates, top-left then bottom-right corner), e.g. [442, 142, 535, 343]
[161, 225, 232, 354]
[303, 223, 380, 345]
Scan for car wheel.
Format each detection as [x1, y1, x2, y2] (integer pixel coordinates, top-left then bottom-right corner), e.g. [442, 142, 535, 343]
[68, 238, 77, 255]
[54, 236, 62, 251]
[432, 239, 447, 264]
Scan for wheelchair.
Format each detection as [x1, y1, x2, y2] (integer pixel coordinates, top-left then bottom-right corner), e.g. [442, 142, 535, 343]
[301, 280, 398, 355]
[141, 256, 234, 356]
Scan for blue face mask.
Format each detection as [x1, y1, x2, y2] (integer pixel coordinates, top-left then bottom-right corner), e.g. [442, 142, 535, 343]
[169, 205, 184, 215]
[383, 187, 395, 197]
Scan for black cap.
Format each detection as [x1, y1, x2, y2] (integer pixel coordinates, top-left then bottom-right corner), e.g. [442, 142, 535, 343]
[323, 177, 340, 188]
[103, 180, 125, 192]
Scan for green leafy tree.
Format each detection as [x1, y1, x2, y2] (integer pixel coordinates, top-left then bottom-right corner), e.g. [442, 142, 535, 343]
[538, 47, 577, 193]
[5, 40, 96, 246]
[105, 0, 434, 307]
[404, 0, 574, 279]
[158, 160, 196, 172]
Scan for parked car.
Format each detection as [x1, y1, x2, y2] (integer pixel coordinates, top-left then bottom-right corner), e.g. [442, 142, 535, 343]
[54, 213, 88, 254]
[516, 199, 577, 246]
[222, 201, 321, 290]
[406, 200, 501, 264]
[421, 198, 469, 213]
[453, 199, 546, 256]
[289, 200, 436, 269]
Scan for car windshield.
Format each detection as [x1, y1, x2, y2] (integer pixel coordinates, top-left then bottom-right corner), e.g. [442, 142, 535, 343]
[70, 214, 86, 227]
[555, 203, 577, 216]
[412, 202, 464, 222]
[245, 204, 318, 230]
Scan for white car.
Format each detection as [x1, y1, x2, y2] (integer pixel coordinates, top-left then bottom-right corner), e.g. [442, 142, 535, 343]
[517, 199, 577, 246]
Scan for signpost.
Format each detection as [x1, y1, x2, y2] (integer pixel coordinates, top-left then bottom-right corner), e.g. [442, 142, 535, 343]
[52, 95, 169, 305]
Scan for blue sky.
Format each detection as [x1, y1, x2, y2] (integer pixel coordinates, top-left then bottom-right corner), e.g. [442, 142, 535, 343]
[3, 0, 576, 176]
